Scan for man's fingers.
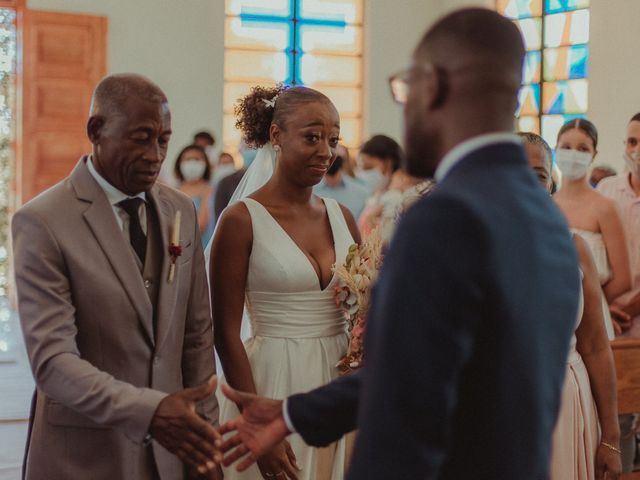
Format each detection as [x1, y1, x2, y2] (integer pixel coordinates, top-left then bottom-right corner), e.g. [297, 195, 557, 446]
[222, 444, 249, 467]
[186, 411, 222, 443]
[180, 441, 216, 473]
[217, 420, 238, 437]
[285, 443, 300, 470]
[217, 432, 244, 453]
[281, 460, 299, 480]
[221, 383, 254, 406]
[237, 451, 259, 472]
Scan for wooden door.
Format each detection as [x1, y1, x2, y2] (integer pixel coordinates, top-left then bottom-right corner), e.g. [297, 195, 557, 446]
[19, 9, 106, 204]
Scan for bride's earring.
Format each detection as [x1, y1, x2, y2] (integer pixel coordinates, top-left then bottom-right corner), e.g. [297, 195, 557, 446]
[274, 145, 281, 153]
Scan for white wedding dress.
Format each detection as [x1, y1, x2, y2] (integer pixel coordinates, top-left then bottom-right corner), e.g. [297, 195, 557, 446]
[219, 196, 353, 480]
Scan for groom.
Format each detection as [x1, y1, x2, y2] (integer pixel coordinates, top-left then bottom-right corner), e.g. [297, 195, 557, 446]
[12, 74, 221, 479]
[217, 8, 581, 480]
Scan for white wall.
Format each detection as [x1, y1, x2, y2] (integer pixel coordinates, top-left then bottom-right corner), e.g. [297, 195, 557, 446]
[588, 0, 640, 171]
[26, 0, 226, 177]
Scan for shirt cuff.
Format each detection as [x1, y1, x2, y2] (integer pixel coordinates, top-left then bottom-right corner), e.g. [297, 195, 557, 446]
[282, 398, 297, 433]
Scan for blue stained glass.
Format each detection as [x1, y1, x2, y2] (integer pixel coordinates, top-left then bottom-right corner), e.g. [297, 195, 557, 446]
[544, 0, 589, 14]
[523, 51, 541, 83]
[568, 44, 588, 78]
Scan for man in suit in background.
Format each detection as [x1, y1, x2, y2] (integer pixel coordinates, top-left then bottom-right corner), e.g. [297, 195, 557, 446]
[217, 8, 581, 479]
[13, 74, 221, 479]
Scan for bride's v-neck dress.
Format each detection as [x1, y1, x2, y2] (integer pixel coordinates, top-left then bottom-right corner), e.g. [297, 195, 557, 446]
[219, 197, 353, 480]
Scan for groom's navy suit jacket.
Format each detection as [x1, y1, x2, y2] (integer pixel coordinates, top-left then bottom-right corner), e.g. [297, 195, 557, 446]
[288, 140, 580, 479]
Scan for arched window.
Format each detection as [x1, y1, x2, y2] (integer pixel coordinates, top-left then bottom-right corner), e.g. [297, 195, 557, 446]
[223, 0, 363, 159]
[497, 0, 590, 147]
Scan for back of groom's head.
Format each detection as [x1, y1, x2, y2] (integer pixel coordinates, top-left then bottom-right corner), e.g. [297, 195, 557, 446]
[403, 8, 525, 177]
[417, 8, 524, 105]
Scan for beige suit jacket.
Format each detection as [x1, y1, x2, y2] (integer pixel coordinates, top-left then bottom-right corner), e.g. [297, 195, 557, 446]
[12, 157, 217, 480]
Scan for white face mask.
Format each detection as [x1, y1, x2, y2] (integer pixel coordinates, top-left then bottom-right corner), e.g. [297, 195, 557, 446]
[624, 151, 640, 178]
[555, 149, 592, 180]
[213, 163, 236, 182]
[357, 168, 386, 193]
[180, 159, 207, 182]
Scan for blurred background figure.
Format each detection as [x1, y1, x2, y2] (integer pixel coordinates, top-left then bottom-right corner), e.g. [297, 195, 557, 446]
[213, 152, 237, 187]
[174, 144, 215, 246]
[355, 134, 401, 195]
[357, 134, 428, 239]
[314, 144, 368, 219]
[193, 130, 216, 158]
[213, 140, 255, 223]
[590, 164, 617, 188]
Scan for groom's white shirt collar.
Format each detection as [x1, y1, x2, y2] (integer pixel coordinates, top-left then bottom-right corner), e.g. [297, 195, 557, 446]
[434, 132, 522, 182]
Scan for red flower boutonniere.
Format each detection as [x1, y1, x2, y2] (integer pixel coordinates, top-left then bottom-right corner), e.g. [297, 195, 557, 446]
[168, 211, 181, 283]
[169, 244, 182, 258]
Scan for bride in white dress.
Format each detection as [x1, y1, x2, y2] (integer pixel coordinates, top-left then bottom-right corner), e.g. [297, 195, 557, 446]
[208, 85, 361, 480]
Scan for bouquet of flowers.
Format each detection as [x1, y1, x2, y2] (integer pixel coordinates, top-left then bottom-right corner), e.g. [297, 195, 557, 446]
[333, 226, 384, 374]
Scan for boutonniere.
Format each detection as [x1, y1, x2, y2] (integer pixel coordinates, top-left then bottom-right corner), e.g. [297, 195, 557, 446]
[168, 210, 182, 283]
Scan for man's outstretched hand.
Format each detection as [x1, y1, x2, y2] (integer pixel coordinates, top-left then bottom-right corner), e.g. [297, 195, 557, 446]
[150, 376, 222, 475]
[217, 383, 293, 473]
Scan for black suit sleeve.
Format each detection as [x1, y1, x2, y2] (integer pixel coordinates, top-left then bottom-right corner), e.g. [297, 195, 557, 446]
[347, 194, 489, 479]
[287, 371, 360, 447]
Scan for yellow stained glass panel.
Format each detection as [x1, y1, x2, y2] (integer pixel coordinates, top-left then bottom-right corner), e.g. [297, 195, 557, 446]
[518, 116, 540, 135]
[226, 0, 291, 17]
[299, 54, 361, 86]
[313, 86, 361, 118]
[299, 0, 363, 24]
[225, 50, 289, 83]
[224, 17, 289, 51]
[299, 24, 363, 56]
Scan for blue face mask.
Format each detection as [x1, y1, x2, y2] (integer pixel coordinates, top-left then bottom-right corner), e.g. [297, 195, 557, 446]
[241, 148, 258, 168]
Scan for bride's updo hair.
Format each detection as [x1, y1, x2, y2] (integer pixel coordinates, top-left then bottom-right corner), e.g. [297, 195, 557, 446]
[235, 84, 334, 148]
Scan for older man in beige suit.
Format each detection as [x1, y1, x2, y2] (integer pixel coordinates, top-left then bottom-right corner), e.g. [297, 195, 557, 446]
[12, 74, 222, 479]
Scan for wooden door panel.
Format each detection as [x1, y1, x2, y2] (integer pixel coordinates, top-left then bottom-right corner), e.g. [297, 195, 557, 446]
[20, 9, 106, 203]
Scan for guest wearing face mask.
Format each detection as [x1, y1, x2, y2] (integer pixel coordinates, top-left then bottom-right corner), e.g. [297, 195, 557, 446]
[554, 119, 631, 342]
[193, 130, 217, 161]
[355, 135, 401, 195]
[212, 152, 237, 188]
[598, 113, 640, 338]
[174, 144, 215, 246]
[314, 144, 369, 219]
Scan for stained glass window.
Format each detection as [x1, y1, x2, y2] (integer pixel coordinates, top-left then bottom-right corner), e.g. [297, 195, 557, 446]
[224, 0, 363, 158]
[497, 0, 590, 147]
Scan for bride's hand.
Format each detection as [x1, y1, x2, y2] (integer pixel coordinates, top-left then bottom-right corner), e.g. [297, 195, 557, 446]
[256, 440, 299, 480]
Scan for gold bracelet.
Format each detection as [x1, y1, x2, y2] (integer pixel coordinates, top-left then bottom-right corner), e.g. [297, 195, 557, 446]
[601, 441, 622, 455]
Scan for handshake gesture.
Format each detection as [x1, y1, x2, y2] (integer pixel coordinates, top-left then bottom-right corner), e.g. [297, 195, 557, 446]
[150, 377, 299, 480]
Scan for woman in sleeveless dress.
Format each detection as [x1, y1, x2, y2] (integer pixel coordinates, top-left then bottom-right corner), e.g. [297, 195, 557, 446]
[552, 119, 631, 339]
[210, 85, 360, 480]
[521, 132, 622, 479]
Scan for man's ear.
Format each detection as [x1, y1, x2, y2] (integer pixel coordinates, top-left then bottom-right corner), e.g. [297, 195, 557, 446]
[424, 64, 448, 110]
[87, 116, 104, 145]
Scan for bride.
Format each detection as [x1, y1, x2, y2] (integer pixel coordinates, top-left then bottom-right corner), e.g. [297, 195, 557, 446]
[207, 84, 360, 480]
